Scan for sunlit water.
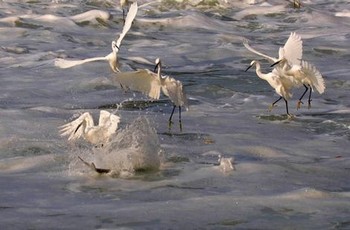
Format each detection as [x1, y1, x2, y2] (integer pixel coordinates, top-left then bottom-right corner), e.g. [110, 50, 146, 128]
[1, 0, 350, 229]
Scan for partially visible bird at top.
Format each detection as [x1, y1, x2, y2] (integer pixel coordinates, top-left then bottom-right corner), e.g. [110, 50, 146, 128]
[245, 60, 295, 116]
[120, 0, 130, 22]
[54, 1, 138, 72]
[59, 110, 120, 146]
[294, 0, 301, 8]
[113, 58, 188, 131]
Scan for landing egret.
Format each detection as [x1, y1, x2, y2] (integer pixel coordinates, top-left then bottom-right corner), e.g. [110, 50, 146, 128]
[59, 110, 120, 146]
[246, 60, 295, 116]
[244, 32, 325, 109]
[243, 32, 303, 67]
[272, 59, 325, 109]
[114, 58, 188, 131]
[54, 1, 138, 72]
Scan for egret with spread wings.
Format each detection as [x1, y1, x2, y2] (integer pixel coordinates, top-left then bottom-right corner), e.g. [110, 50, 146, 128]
[244, 32, 325, 109]
[54, 1, 138, 72]
[59, 110, 120, 146]
[114, 58, 188, 131]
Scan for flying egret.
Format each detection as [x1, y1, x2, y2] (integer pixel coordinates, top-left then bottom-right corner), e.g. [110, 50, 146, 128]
[243, 32, 303, 67]
[245, 60, 295, 116]
[54, 1, 138, 72]
[59, 110, 120, 146]
[113, 58, 188, 131]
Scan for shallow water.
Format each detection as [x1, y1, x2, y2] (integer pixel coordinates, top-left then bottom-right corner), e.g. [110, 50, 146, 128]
[1, 0, 350, 229]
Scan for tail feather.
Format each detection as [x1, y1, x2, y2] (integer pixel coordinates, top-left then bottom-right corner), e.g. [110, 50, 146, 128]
[301, 60, 325, 94]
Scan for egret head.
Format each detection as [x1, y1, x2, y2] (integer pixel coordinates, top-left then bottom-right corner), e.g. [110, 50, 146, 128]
[245, 60, 257, 72]
[154, 58, 161, 73]
[111, 41, 119, 53]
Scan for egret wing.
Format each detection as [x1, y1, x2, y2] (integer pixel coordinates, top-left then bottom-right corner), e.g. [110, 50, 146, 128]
[243, 39, 277, 64]
[281, 32, 303, 65]
[54, 56, 108, 69]
[162, 77, 188, 108]
[114, 69, 161, 100]
[59, 112, 94, 141]
[116, 1, 138, 48]
[98, 110, 120, 136]
[301, 60, 325, 94]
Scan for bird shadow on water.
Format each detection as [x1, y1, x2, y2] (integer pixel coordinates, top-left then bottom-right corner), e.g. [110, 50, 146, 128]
[256, 114, 294, 122]
[98, 99, 170, 110]
[98, 98, 201, 111]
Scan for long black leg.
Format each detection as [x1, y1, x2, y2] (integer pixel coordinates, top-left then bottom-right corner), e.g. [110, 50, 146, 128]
[179, 106, 183, 132]
[297, 84, 309, 109]
[283, 98, 290, 115]
[308, 84, 312, 109]
[272, 96, 283, 106]
[269, 96, 282, 112]
[168, 105, 176, 131]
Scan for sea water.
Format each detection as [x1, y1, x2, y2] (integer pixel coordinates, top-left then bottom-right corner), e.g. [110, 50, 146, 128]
[0, 0, 349, 229]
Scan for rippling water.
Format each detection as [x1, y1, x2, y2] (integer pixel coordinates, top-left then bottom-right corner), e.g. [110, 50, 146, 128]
[1, 0, 350, 229]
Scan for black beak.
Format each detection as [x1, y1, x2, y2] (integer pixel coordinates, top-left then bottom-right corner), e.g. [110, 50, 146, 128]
[245, 64, 253, 72]
[154, 62, 160, 73]
[114, 44, 119, 50]
[271, 60, 281, 67]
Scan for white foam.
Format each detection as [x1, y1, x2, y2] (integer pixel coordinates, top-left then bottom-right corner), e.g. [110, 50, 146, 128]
[73, 116, 162, 177]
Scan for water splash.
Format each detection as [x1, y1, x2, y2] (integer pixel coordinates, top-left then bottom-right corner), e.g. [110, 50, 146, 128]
[70, 116, 163, 177]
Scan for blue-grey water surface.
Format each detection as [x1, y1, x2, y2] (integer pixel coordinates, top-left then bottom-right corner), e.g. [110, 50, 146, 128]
[0, 0, 350, 229]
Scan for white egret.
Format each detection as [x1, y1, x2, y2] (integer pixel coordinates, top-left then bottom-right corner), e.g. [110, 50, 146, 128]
[113, 58, 188, 131]
[59, 110, 120, 146]
[244, 32, 325, 109]
[54, 1, 138, 72]
[271, 59, 325, 109]
[246, 60, 295, 116]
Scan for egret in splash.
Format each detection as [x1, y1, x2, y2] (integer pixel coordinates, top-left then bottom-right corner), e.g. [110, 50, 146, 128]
[113, 58, 188, 131]
[246, 60, 295, 116]
[54, 1, 138, 72]
[59, 110, 120, 146]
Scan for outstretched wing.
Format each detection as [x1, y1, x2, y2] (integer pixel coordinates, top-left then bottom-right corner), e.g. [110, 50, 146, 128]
[280, 32, 303, 66]
[59, 112, 94, 141]
[98, 110, 121, 136]
[301, 60, 325, 94]
[116, 1, 138, 48]
[162, 76, 188, 108]
[114, 69, 161, 100]
[243, 38, 278, 64]
[54, 56, 109, 69]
